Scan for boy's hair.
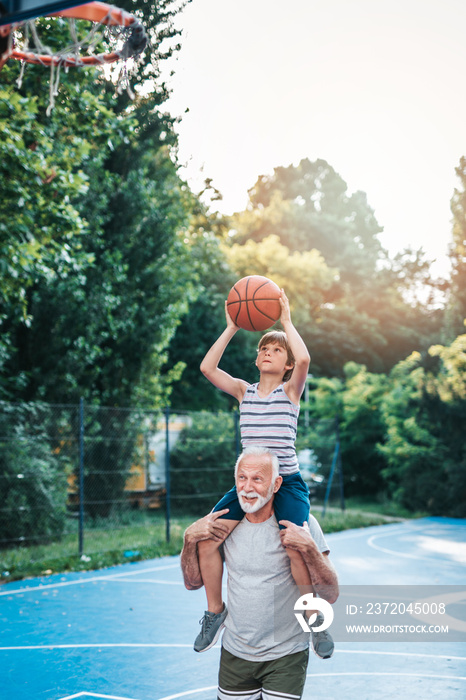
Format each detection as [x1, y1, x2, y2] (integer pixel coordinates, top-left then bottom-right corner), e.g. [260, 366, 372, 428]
[258, 331, 295, 382]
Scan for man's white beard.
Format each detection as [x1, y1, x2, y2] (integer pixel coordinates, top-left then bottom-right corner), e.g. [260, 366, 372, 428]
[238, 482, 275, 514]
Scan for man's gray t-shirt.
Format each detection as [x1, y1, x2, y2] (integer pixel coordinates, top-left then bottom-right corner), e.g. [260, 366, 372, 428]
[222, 513, 329, 662]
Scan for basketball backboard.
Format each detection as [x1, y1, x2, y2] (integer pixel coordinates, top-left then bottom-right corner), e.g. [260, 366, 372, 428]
[0, 0, 90, 25]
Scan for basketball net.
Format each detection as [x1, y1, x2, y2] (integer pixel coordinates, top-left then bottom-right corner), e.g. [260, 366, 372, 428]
[0, 2, 148, 114]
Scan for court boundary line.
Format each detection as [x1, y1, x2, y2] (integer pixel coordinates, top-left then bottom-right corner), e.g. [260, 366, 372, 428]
[305, 672, 466, 680]
[106, 578, 184, 585]
[0, 563, 180, 597]
[1, 644, 464, 661]
[155, 674, 466, 700]
[58, 692, 142, 700]
[367, 521, 466, 564]
[156, 689, 217, 700]
[0, 643, 193, 650]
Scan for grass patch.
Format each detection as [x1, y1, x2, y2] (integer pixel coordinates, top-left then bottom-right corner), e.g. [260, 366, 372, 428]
[342, 496, 427, 519]
[0, 502, 418, 584]
[0, 513, 192, 584]
[312, 507, 396, 533]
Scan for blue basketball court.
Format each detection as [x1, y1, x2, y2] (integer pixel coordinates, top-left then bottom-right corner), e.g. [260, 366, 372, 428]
[1, 516, 465, 700]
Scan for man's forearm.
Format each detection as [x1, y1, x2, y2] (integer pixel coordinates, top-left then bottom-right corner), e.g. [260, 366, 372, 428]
[180, 535, 203, 590]
[278, 519, 339, 603]
[302, 549, 339, 604]
[180, 509, 230, 590]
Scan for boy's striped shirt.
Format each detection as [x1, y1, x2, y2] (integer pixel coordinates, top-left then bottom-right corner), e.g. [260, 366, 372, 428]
[239, 383, 300, 475]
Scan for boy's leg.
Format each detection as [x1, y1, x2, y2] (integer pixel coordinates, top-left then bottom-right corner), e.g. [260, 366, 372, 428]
[194, 486, 244, 653]
[282, 550, 334, 659]
[274, 474, 334, 659]
[274, 472, 313, 598]
[194, 518, 237, 653]
[198, 518, 238, 614]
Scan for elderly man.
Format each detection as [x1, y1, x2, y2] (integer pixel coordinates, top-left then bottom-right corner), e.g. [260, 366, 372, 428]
[181, 445, 339, 700]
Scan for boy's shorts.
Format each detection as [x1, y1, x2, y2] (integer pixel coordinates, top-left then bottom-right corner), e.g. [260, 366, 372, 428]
[212, 472, 310, 528]
[218, 646, 309, 700]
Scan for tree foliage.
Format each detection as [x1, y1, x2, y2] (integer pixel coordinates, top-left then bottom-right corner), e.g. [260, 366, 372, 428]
[225, 234, 338, 322]
[232, 158, 383, 287]
[444, 157, 466, 339]
[0, 0, 197, 408]
[229, 158, 442, 376]
[0, 402, 68, 545]
[0, 1, 198, 519]
[305, 366, 389, 498]
[379, 335, 466, 517]
[305, 332, 466, 516]
[165, 200, 260, 411]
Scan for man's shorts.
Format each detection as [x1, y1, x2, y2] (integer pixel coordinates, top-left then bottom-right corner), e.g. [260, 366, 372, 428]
[218, 646, 309, 700]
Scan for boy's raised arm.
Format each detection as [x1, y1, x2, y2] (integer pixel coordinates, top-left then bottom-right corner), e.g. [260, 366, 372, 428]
[279, 290, 310, 402]
[200, 303, 249, 402]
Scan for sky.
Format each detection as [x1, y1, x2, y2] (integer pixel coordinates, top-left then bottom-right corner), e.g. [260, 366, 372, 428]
[162, 0, 466, 278]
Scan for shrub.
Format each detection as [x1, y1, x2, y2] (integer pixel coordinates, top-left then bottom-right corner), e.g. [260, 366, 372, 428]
[0, 402, 68, 548]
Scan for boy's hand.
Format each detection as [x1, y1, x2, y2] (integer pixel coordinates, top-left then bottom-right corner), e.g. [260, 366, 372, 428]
[279, 289, 292, 325]
[225, 301, 240, 331]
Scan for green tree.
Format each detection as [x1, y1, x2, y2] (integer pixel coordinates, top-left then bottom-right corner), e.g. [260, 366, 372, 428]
[339, 363, 390, 497]
[379, 336, 466, 516]
[229, 158, 442, 376]
[0, 0, 199, 519]
[232, 158, 383, 288]
[304, 365, 389, 498]
[444, 157, 466, 339]
[225, 234, 338, 321]
[0, 1, 197, 408]
[165, 194, 261, 411]
[0, 402, 68, 546]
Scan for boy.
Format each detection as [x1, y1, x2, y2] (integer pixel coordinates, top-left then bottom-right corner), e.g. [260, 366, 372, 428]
[194, 289, 334, 660]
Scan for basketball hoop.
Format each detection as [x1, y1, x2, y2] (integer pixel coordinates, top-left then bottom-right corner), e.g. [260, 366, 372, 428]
[0, 1, 147, 112]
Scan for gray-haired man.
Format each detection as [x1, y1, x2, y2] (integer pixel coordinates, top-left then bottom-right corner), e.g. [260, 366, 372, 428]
[181, 446, 339, 700]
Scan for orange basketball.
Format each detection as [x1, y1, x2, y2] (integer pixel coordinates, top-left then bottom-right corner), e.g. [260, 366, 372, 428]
[227, 275, 281, 331]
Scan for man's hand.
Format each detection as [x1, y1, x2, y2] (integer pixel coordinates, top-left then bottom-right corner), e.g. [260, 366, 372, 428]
[185, 509, 231, 545]
[279, 519, 339, 604]
[279, 520, 318, 552]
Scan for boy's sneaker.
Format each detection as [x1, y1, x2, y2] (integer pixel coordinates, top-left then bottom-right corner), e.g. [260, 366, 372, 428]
[194, 604, 228, 653]
[310, 613, 334, 659]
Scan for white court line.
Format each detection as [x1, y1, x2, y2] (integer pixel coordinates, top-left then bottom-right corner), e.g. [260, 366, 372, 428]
[367, 531, 464, 563]
[326, 523, 409, 540]
[1, 644, 464, 661]
[365, 520, 466, 563]
[0, 563, 180, 596]
[108, 578, 184, 585]
[304, 672, 466, 680]
[155, 673, 466, 700]
[335, 649, 466, 660]
[104, 578, 226, 589]
[0, 643, 192, 651]
[58, 693, 142, 700]
[156, 689, 217, 700]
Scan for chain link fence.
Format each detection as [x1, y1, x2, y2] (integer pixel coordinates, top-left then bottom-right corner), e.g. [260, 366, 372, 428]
[0, 400, 341, 580]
